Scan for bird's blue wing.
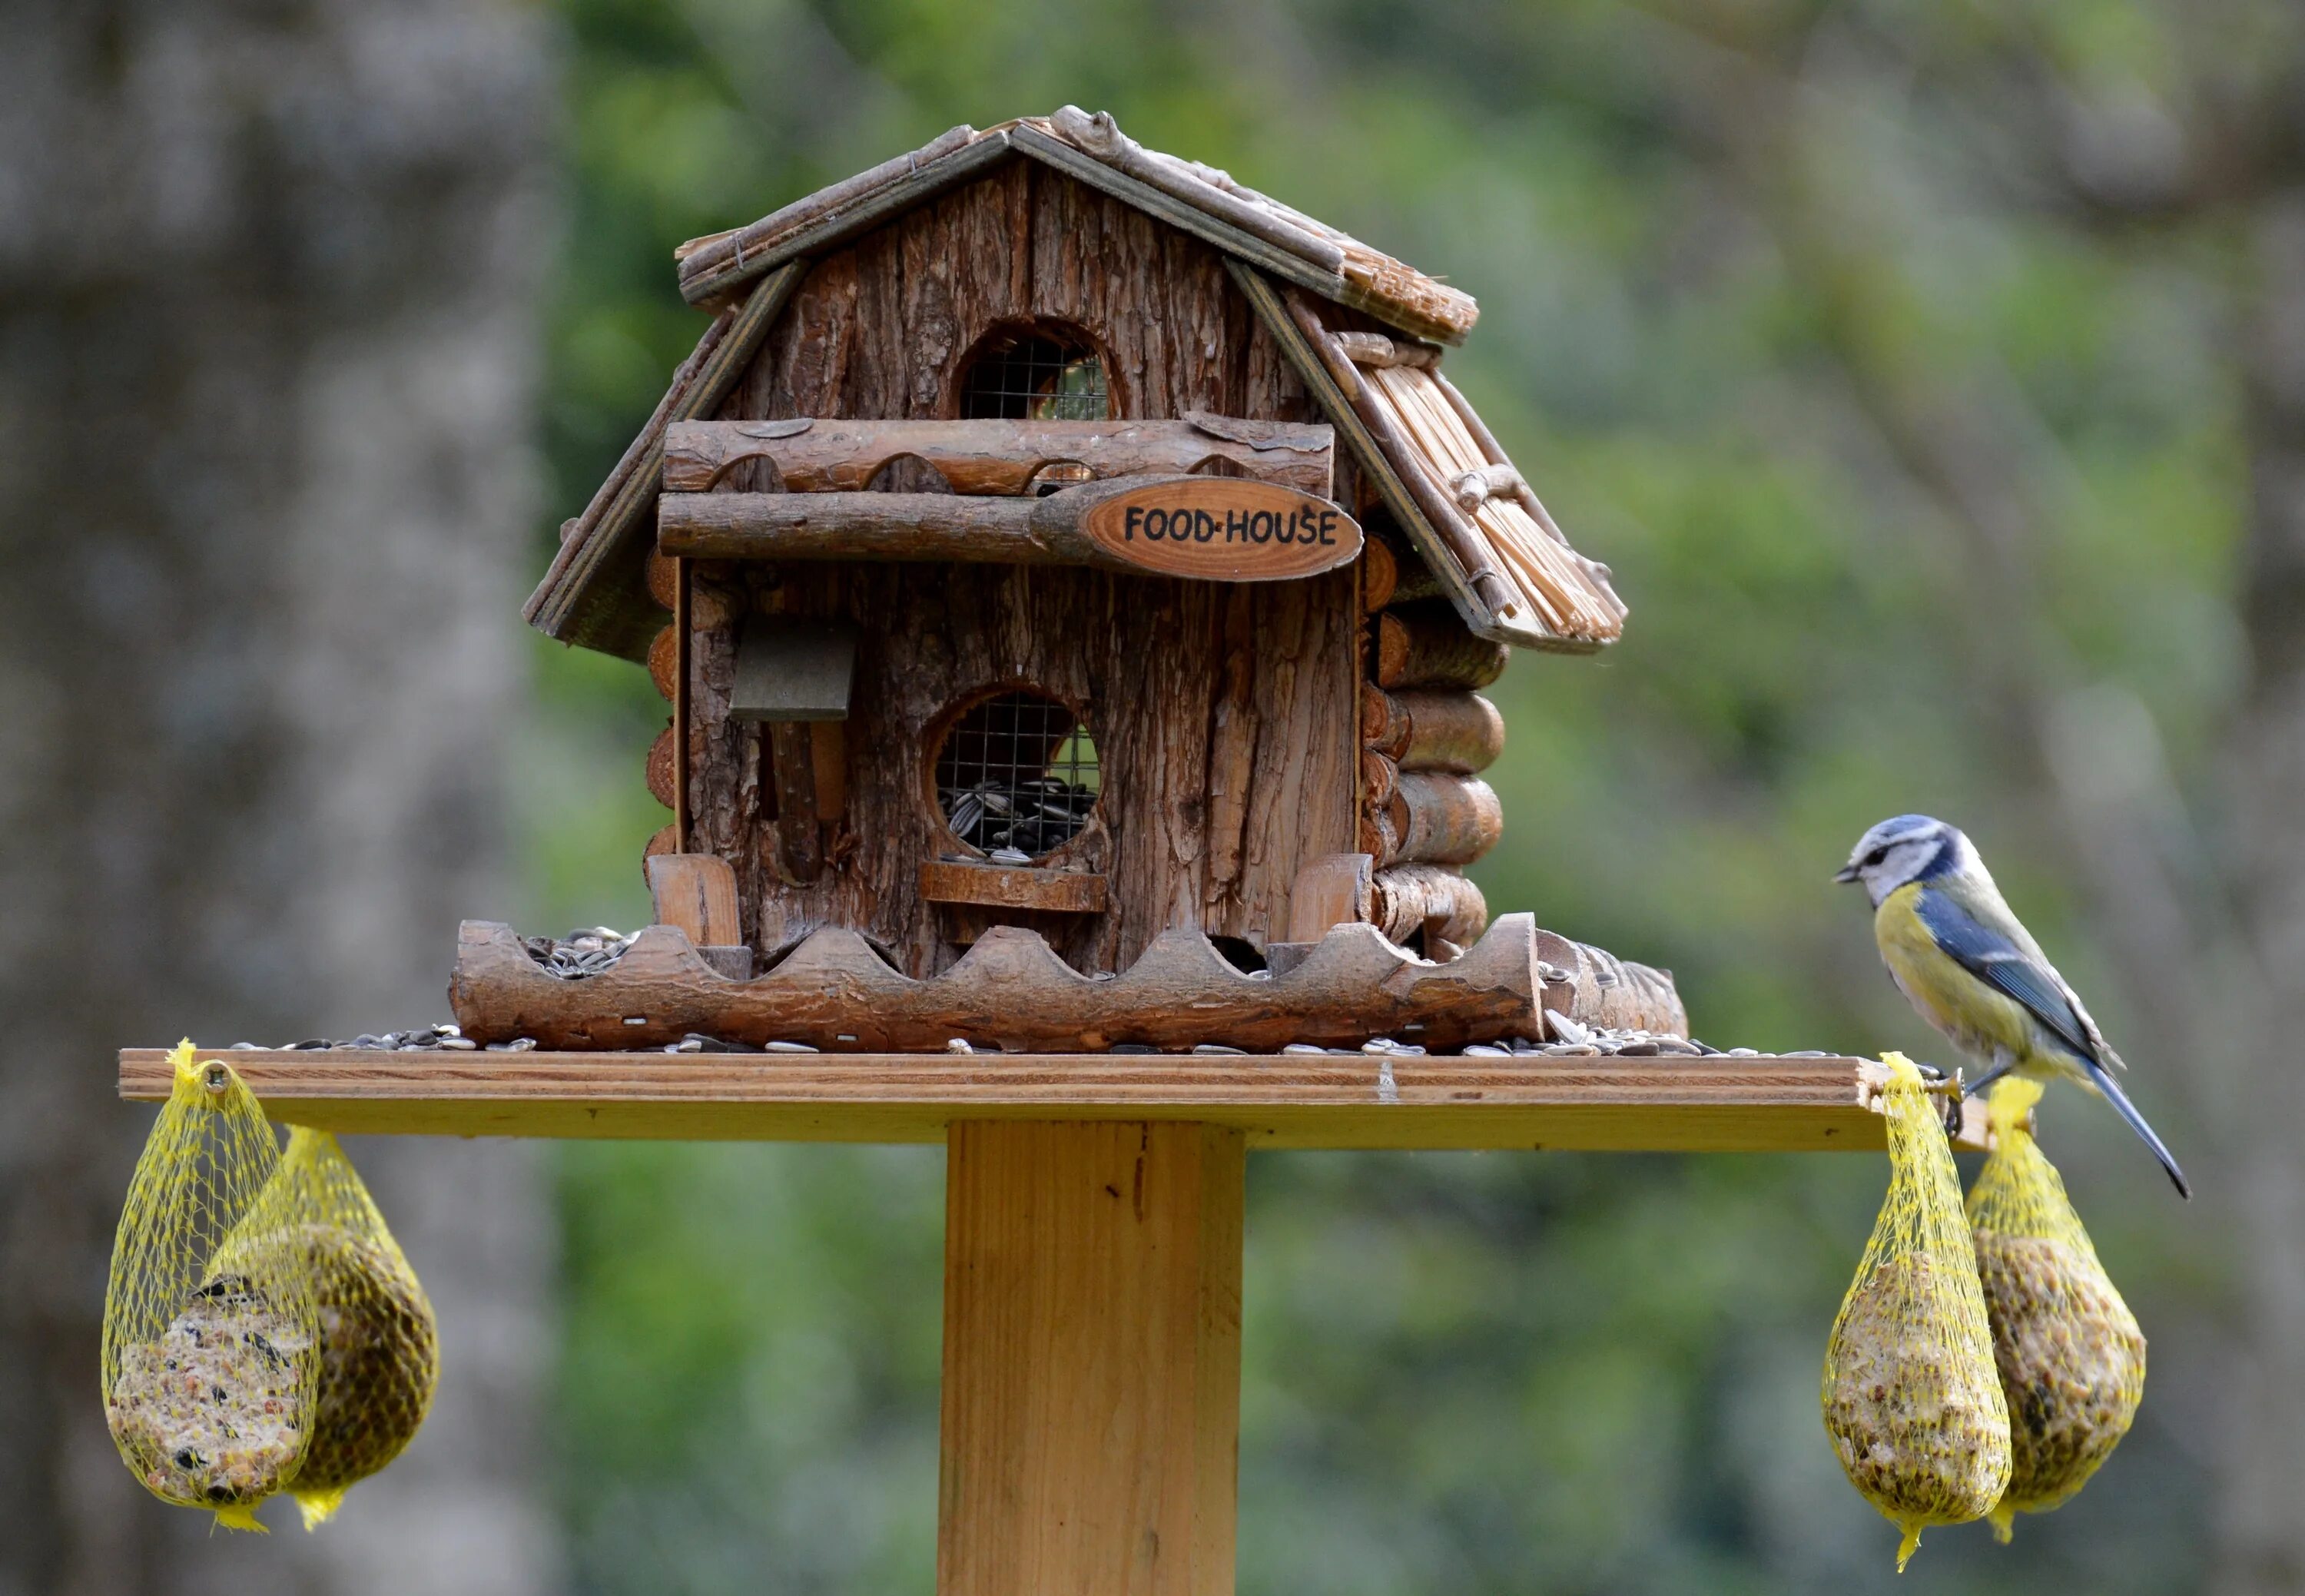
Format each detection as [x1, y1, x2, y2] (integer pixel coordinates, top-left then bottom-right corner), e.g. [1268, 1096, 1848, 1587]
[1910, 886, 2098, 1064]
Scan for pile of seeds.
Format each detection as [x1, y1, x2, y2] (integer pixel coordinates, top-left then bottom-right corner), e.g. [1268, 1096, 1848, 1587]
[941, 775, 1096, 858]
[1823, 1253, 2013, 1537]
[1499, 1014, 1726, 1057]
[522, 927, 635, 978]
[105, 1276, 311, 1510]
[257, 1025, 476, 1052]
[207, 1003, 1863, 1063]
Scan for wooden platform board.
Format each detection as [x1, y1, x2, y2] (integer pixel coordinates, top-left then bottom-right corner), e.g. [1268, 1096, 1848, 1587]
[116, 1048, 1987, 1152]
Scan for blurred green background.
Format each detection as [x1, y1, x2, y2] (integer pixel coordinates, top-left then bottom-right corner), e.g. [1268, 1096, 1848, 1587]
[516, 4, 2296, 1593]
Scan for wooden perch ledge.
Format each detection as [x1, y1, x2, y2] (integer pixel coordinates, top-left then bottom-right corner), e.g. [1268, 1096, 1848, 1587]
[115, 1047, 1989, 1153]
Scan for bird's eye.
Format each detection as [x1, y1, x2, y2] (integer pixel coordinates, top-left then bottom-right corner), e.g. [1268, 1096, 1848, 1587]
[1863, 848, 1888, 866]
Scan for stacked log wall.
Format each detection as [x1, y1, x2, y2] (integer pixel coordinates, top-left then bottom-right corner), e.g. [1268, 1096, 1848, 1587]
[1356, 523, 1504, 944]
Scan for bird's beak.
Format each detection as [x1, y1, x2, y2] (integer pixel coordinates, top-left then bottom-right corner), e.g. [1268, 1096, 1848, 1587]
[1832, 864, 1861, 884]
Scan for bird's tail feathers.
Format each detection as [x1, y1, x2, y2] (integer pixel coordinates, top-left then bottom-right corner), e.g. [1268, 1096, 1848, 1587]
[2081, 1057, 2190, 1199]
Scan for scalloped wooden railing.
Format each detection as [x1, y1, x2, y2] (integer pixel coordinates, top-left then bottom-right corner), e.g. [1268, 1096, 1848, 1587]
[448, 913, 1683, 1054]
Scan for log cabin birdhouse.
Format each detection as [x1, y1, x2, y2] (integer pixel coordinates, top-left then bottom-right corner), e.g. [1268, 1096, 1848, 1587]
[516, 106, 1668, 1051]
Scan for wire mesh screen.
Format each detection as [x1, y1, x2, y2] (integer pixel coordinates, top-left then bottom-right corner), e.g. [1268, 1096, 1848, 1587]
[960, 331, 1109, 422]
[935, 690, 1101, 860]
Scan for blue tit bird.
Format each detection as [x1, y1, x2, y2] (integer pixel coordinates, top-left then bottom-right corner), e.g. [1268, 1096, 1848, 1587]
[1836, 814, 2189, 1198]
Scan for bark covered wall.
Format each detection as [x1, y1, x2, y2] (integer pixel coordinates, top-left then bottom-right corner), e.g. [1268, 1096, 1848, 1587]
[685, 161, 1362, 976]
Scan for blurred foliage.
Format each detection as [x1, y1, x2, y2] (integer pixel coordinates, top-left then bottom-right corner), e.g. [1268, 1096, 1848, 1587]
[525, 0, 2277, 1589]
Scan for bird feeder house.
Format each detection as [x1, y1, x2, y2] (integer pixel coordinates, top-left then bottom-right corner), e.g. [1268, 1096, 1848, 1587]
[121, 110, 1982, 1592]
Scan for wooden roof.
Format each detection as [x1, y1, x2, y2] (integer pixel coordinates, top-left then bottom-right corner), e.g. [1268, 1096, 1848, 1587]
[529, 109, 1627, 660]
[674, 111, 1478, 344]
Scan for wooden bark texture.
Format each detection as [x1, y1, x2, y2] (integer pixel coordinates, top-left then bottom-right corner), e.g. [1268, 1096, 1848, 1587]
[643, 824, 681, 886]
[664, 416, 1332, 496]
[1449, 461, 1526, 510]
[447, 914, 1559, 1053]
[766, 721, 823, 883]
[1334, 329, 1444, 370]
[1371, 864, 1489, 946]
[1375, 689, 1505, 773]
[690, 161, 1359, 977]
[1535, 928, 1689, 1038]
[1361, 535, 1400, 611]
[920, 860, 1111, 914]
[645, 548, 681, 609]
[1385, 773, 1503, 866]
[1361, 685, 1411, 755]
[645, 723, 677, 809]
[646, 854, 743, 947]
[1357, 526, 1450, 612]
[1284, 290, 1527, 629]
[1226, 260, 1524, 651]
[662, 473, 1358, 582]
[1284, 853, 1375, 942]
[1361, 747, 1400, 808]
[1375, 602, 1511, 690]
[1358, 805, 1400, 865]
[676, 124, 981, 295]
[647, 623, 679, 701]
[938, 1120, 1242, 1596]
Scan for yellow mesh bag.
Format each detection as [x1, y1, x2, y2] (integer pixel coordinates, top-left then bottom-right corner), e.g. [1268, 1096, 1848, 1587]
[214, 1126, 439, 1529]
[101, 1044, 322, 1531]
[1967, 1077, 2146, 1541]
[1822, 1053, 2011, 1570]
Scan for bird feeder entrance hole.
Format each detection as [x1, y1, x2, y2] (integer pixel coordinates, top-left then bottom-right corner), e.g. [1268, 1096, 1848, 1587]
[959, 323, 1112, 424]
[933, 689, 1102, 861]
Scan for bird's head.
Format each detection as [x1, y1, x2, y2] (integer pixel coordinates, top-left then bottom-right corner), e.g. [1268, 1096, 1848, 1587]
[1835, 814, 1965, 906]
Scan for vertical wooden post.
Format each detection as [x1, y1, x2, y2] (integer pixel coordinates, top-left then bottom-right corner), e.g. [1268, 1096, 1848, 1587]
[938, 1120, 1244, 1596]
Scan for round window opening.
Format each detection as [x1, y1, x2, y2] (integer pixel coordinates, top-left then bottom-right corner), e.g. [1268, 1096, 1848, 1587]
[959, 326, 1109, 422]
[934, 690, 1101, 860]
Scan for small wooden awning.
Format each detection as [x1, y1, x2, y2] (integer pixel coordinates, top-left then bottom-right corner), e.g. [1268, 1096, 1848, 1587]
[1239, 273, 1626, 651]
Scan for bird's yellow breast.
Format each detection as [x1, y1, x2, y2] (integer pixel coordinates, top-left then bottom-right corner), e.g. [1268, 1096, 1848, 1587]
[1873, 883, 2035, 1061]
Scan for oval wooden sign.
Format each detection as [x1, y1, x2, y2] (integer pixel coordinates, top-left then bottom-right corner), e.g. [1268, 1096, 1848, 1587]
[1079, 478, 1361, 582]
